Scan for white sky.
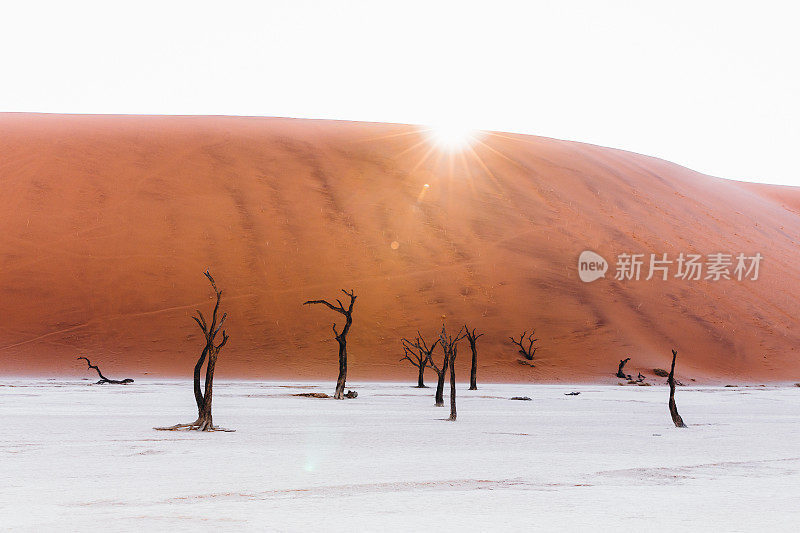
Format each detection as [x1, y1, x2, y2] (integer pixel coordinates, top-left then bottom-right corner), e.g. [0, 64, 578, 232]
[2, 0, 798, 186]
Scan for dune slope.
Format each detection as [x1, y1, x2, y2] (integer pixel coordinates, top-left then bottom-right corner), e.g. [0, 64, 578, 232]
[1, 113, 799, 382]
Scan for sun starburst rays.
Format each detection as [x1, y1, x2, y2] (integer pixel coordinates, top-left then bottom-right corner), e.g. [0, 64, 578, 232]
[350, 123, 521, 202]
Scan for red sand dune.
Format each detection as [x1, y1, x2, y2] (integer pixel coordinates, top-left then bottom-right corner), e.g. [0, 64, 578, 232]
[1, 113, 799, 383]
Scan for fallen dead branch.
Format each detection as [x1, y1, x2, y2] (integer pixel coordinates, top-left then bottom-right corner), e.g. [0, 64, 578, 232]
[77, 356, 133, 384]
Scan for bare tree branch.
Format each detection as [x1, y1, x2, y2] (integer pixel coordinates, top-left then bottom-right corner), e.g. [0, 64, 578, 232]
[617, 357, 631, 379]
[77, 356, 133, 384]
[509, 330, 538, 362]
[304, 299, 345, 314]
[668, 349, 687, 428]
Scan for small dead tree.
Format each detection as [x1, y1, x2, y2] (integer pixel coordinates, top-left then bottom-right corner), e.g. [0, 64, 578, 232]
[616, 357, 631, 379]
[439, 325, 467, 421]
[155, 271, 232, 432]
[668, 349, 687, 428]
[401, 332, 439, 388]
[304, 289, 356, 399]
[510, 330, 538, 362]
[77, 356, 133, 384]
[400, 346, 424, 386]
[464, 325, 483, 390]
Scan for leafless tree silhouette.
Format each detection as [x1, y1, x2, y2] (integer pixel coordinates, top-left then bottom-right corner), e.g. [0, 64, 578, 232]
[155, 271, 232, 432]
[401, 332, 439, 388]
[509, 330, 538, 362]
[616, 357, 631, 379]
[464, 325, 483, 390]
[77, 356, 133, 384]
[439, 325, 466, 421]
[668, 349, 687, 428]
[304, 289, 357, 399]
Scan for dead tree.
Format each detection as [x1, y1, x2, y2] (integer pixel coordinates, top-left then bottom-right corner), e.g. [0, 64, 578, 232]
[439, 325, 466, 421]
[401, 332, 439, 388]
[400, 346, 424, 386]
[427, 327, 458, 407]
[668, 349, 687, 428]
[464, 325, 483, 390]
[616, 357, 631, 379]
[304, 289, 356, 399]
[77, 356, 133, 384]
[509, 330, 538, 362]
[155, 271, 232, 432]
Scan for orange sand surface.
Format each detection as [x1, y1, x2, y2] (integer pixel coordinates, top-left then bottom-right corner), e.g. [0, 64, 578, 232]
[1, 113, 798, 383]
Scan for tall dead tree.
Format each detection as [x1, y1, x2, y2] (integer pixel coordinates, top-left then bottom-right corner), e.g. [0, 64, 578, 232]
[464, 325, 483, 390]
[77, 356, 133, 384]
[401, 332, 439, 388]
[510, 330, 538, 362]
[304, 289, 356, 399]
[616, 357, 631, 379]
[439, 325, 466, 421]
[155, 271, 232, 432]
[668, 349, 687, 428]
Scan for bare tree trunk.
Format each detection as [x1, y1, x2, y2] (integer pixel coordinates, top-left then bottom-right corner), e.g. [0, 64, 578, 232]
[197, 350, 218, 430]
[335, 336, 347, 400]
[465, 326, 482, 391]
[449, 345, 457, 421]
[469, 350, 477, 390]
[417, 362, 426, 388]
[435, 367, 446, 407]
[668, 349, 687, 428]
[193, 345, 209, 413]
[428, 351, 446, 406]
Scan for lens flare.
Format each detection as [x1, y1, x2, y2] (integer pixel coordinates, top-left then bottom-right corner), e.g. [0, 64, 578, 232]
[426, 123, 477, 151]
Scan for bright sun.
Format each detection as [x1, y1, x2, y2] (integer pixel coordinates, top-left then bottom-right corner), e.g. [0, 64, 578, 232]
[426, 123, 478, 151]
